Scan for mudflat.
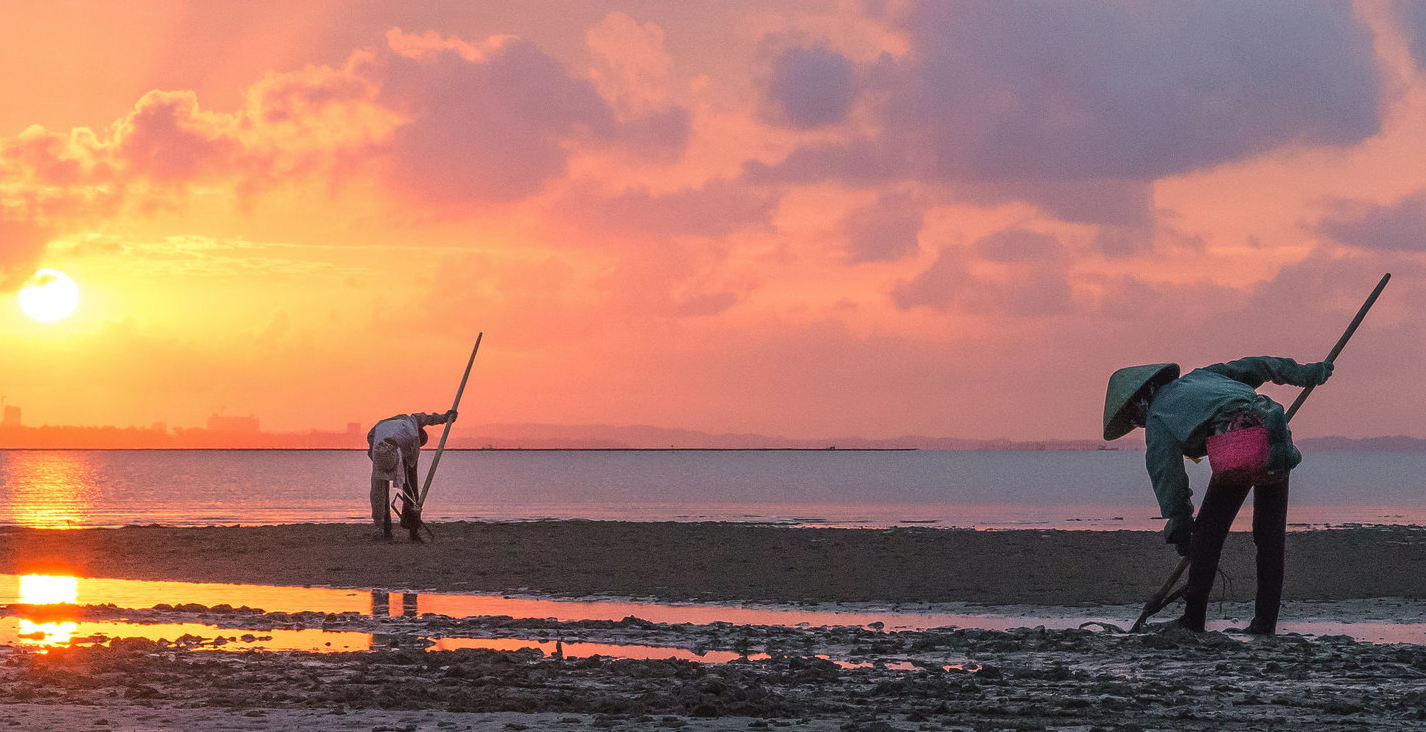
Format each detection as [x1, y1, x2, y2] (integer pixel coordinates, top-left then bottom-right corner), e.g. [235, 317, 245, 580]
[3, 522, 1425, 731]
[1, 521, 1422, 604]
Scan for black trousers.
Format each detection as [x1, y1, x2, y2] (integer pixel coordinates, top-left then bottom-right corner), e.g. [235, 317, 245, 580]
[1181, 474, 1289, 631]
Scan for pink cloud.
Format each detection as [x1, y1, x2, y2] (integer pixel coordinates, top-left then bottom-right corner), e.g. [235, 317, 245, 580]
[370, 29, 616, 204]
[892, 229, 1073, 317]
[558, 178, 778, 240]
[840, 191, 921, 263]
[0, 216, 49, 291]
[110, 90, 242, 185]
[751, 2, 1382, 227]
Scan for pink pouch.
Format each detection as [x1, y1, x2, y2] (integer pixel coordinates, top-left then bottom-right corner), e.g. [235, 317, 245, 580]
[1206, 425, 1270, 484]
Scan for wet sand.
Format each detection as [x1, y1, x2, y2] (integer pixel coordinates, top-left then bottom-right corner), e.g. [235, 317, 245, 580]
[1, 521, 1423, 604]
[2, 522, 1424, 730]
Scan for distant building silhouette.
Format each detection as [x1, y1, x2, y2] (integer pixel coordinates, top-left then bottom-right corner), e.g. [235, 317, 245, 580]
[2, 405, 19, 427]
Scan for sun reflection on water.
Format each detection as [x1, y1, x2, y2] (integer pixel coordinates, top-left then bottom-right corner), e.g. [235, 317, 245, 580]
[0, 451, 99, 528]
[19, 574, 78, 604]
[12, 574, 81, 649]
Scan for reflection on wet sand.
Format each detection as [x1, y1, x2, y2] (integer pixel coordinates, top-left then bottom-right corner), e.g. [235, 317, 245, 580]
[1, 617, 374, 652]
[429, 636, 769, 664]
[3, 573, 1423, 658]
[371, 590, 419, 617]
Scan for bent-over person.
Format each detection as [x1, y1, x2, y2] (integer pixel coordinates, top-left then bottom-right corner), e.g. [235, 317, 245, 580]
[1103, 357, 1331, 634]
[367, 410, 455, 542]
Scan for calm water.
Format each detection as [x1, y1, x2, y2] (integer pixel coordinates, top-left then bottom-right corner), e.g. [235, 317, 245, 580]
[5, 574, 1423, 649]
[0, 449, 1422, 530]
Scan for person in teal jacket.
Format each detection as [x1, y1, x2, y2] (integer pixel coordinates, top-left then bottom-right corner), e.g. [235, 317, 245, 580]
[1103, 357, 1333, 634]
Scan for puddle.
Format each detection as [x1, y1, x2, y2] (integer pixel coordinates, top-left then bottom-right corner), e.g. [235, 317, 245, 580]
[2, 617, 375, 652]
[2, 574, 1422, 659]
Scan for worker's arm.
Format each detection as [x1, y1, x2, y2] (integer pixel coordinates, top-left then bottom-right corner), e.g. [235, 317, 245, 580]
[1203, 357, 1332, 389]
[412, 411, 456, 427]
[1145, 418, 1194, 547]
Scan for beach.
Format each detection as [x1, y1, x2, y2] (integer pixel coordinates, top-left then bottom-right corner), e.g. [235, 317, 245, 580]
[2, 522, 1425, 730]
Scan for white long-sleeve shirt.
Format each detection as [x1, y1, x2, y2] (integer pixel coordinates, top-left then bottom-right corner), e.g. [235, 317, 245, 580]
[367, 411, 451, 472]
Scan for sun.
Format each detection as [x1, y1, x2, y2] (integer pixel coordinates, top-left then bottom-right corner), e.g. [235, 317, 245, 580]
[18, 269, 80, 322]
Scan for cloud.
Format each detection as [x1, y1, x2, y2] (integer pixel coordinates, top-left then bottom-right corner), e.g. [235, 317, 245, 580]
[1390, 0, 1426, 71]
[0, 216, 50, 291]
[753, 1, 1381, 223]
[890, 1, 1381, 178]
[605, 106, 692, 165]
[891, 229, 1073, 317]
[0, 25, 697, 220]
[371, 29, 618, 204]
[761, 44, 858, 128]
[840, 191, 922, 263]
[586, 13, 674, 115]
[1092, 225, 1155, 258]
[559, 178, 779, 239]
[1315, 191, 1426, 252]
[110, 90, 243, 185]
[743, 136, 907, 187]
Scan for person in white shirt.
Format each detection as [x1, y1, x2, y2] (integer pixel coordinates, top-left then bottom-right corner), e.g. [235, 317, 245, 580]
[366, 410, 455, 542]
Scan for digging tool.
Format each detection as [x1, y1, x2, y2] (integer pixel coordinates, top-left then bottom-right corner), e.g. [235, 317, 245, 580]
[1130, 273, 1390, 632]
[400, 333, 482, 542]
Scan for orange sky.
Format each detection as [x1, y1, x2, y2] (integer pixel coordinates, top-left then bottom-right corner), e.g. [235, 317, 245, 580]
[1, 0, 1421, 441]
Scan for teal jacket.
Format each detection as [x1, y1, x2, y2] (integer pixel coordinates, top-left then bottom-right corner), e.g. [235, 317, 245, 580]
[1146, 357, 1326, 537]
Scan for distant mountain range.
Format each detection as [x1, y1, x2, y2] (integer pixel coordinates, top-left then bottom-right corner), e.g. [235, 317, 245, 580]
[1295, 435, 1426, 452]
[444, 423, 1426, 452]
[443, 422, 1111, 450]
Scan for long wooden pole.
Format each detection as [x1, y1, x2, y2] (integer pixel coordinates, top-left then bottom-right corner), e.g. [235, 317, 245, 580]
[1131, 273, 1390, 631]
[418, 333, 482, 509]
[1284, 273, 1391, 421]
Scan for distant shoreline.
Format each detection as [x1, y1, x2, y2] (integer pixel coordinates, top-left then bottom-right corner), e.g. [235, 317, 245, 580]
[0, 446, 929, 452]
[3, 443, 1424, 451]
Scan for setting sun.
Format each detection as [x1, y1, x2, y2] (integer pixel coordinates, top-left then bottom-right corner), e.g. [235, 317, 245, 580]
[17, 269, 79, 322]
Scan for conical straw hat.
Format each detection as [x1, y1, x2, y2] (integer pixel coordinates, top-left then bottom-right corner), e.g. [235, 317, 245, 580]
[1103, 363, 1179, 440]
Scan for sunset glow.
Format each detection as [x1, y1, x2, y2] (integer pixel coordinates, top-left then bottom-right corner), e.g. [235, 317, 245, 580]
[0, 1, 1421, 442]
[18, 574, 78, 605]
[17, 269, 79, 322]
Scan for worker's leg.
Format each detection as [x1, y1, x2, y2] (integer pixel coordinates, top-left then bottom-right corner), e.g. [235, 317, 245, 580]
[397, 463, 419, 528]
[1182, 476, 1250, 630]
[401, 462, 423, 541]
[371, 477, 392, 539]
[1248, 476, 1290, 634]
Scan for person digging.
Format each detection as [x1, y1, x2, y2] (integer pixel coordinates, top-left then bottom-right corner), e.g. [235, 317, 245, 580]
[367, 410, 456, 542]
[1103, 357, 1332, 635]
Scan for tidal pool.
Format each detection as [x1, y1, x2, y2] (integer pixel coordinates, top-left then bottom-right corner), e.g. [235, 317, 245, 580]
[2, 574, 1422, 657]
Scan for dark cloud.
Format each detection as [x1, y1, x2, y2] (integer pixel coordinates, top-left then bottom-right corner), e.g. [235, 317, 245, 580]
[1390, 0, 1426, 71]
[890, 1, 1380, 179]
[891, 229, 1073, 317]
[371, 32, 695, 204]
[841, 191, 922, 263]
[560, 178, 779, 239]
[754, 1, 1380, 224]
[373, 36, 617, 203]
[762, 45, 858, 128]
[1316, 192, 1426, 252]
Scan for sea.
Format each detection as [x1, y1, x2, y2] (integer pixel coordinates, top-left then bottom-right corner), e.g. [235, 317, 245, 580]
[0, 448, 1422, 530]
